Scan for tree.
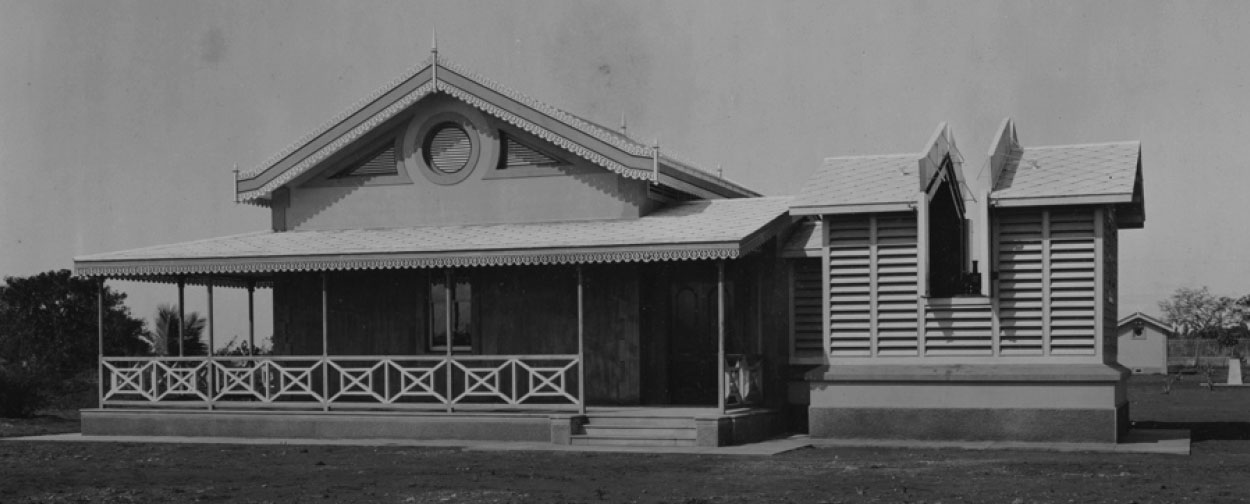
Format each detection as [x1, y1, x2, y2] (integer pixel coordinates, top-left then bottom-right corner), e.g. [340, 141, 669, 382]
[1158, 287, 1243, 339]
[146, 304, 207, 356]
[0, 270, 150, 416]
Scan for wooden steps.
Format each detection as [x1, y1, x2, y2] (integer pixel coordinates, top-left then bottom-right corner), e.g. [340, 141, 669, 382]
[570, 413, 698, 447]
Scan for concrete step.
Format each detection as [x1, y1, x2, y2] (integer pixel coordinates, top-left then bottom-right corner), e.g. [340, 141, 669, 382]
[569, 435, 698, 447]
[581, 425, 696, 439]
[580, 416, 694, 429]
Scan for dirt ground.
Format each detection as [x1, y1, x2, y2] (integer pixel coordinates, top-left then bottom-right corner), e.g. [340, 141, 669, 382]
[2, 374, 1249, 503]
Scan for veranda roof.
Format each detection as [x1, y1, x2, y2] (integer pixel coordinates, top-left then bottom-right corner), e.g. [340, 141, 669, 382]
[74, 197, 791, 281]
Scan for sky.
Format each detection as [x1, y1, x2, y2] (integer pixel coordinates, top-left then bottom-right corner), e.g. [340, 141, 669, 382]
[1, 0, 1247, 347]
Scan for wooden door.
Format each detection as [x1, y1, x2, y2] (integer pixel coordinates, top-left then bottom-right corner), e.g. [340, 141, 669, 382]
[667, 280, 718, 405]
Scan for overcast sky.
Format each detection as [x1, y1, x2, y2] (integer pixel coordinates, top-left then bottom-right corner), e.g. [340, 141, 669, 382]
[2, 1, 1246, 345]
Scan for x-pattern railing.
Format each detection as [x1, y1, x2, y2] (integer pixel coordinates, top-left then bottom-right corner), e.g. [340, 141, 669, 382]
[101, 355, 579, 410]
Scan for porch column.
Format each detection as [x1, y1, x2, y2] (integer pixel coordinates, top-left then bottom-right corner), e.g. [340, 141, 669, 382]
[577, 265, 585, 415]
[97, 278, 105, 409]
[444, 269, 454, 413]
[177, 277, 186, 357]
[247, 280, 255, 356]
[717, 261, 726, 414]
[206, 281, 215, 410]
[321, 273, 329, 411]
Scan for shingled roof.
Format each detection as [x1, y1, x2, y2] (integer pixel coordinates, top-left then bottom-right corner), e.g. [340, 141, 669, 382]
[789, 154, 920, 215]
[75, 197, 791, 281]
[990, 141, 1144, 227]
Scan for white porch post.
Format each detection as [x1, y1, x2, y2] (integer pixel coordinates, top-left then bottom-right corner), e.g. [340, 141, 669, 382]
[97, 278, 105, 409]
[577, 265, 586, 415]
[321, 273, 329, 411]
[247, 280, 255, 356]
[206, 281, 215, 410]
[444, 269, 454, 413]
[177, 277, 186, 357]
[717, 260, 726, 414]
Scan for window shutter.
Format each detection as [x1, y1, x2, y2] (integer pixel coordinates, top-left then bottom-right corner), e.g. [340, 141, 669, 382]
[427, 125, 473, 174]
[828, 216, 873, 357]
[791, 259, 824, 358]
[503, 135, 563, 167]
[333, 145, 398, 178]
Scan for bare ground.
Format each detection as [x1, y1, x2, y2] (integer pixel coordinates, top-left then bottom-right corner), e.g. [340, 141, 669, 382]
[1, 374, 1248, 503]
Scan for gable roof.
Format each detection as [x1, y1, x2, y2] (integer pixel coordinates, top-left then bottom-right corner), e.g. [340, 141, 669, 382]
[991, 141, 1141, 204]
[75, 197, 791, 281]
[234, 53, 757, 204]
[789, 154, 919, 214]
[1117, 312, 1173, 335]
[790, 123, 967, 216]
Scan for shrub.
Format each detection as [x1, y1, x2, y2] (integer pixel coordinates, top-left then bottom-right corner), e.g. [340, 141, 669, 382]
[0, 365, 49, 418]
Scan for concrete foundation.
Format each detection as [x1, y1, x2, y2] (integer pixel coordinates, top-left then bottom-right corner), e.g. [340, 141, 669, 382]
[82, 409, 555, 443]
[806, 364, 1129, 444]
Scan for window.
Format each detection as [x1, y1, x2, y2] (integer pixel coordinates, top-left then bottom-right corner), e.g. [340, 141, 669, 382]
[926, 154, 980, 297]
[429, 271, 472, 351]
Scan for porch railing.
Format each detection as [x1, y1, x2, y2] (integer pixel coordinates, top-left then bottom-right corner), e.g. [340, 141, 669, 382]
[724, 354, 763, 408]
[100, 355, 581, 411]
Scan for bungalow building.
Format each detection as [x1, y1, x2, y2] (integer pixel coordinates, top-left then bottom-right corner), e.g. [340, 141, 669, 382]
[1117, 312, 1171, 374]
[75, 50, 1145, 446]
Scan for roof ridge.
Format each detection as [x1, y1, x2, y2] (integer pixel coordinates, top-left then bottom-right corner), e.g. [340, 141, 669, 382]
[435, 55, 653, 157]
[1023, 140, 1140, 151]
[823, 152, 920, 162]
[239, 55, 435, 180]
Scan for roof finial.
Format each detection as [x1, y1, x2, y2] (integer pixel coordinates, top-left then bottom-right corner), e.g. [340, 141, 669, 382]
[717, 163, 723, 179]
[619, 111, 628, 135]
[430, 27, 439, 88]
[232, 163, 240, 204]
[651, 138, 660, 183]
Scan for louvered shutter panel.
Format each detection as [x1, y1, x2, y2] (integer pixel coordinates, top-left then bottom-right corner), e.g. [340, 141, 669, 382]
[997, 211, 1045, 355]
[426, 125, 472, 173]
[503, 135, 562, 167]
[333, 145, 398, 178]
[1047, 208, 1097, 355]
[791, 259, 824, 359]
[828, 216, 872, 356]
[874, 215, 920, 356]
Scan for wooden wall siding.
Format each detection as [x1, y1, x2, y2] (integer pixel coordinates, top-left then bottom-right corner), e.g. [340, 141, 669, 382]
[582, 264, 642, 404]
[875, 215, 921, 357]
[1101, 208, 1120, 364]
[326, 270, 421, 355]
[996, 208, 1099, 357]
[827, 216, 873, 356]
[271, 273, 323, 356]
[477, 266, 578, 356]
[790, 259, 825, 359]
[923, 304, 994, 356]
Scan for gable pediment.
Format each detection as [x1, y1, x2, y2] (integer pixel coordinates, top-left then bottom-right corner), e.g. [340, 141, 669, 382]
[235, 54, 757, 205]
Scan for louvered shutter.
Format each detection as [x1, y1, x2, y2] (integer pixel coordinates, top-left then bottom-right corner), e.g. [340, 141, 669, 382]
[425, 125, 472, 174]
[333, 145, 398, 178]
[828, 216, 872, 356]
[791, 259, 824, 359]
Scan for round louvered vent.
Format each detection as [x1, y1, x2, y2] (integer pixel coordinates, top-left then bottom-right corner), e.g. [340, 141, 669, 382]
[423, 123, 472, 174]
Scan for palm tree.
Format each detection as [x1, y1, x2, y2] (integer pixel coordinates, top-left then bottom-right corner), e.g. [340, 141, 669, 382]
[146, 304, 207, 356]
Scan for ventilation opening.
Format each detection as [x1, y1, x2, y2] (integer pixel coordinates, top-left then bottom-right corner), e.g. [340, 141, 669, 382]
[423, 123, 472, 174]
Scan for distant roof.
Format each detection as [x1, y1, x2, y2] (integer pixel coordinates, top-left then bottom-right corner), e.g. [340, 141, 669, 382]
[75, 197, 791, 281]
[1117, 312, 1172, 334]
[992, 141, 1141, 202]
[234, 53, 758, 204]
[789, 154, 919, 215]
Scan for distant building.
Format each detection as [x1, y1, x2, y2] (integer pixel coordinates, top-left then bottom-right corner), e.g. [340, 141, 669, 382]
[1117, 312, 1171, 374]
